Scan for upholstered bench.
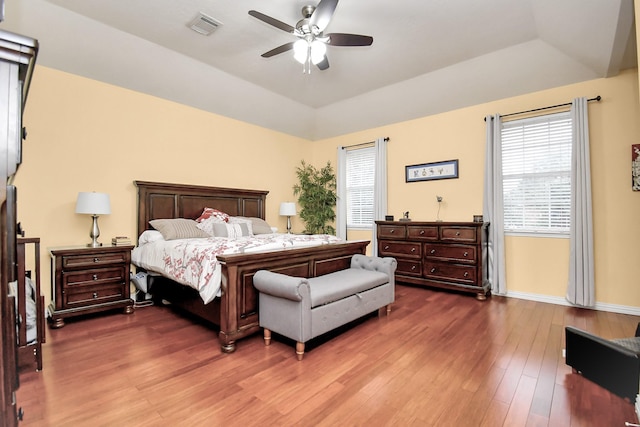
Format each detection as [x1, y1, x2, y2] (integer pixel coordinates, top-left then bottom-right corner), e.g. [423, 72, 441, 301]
[253, 254, 397, 360]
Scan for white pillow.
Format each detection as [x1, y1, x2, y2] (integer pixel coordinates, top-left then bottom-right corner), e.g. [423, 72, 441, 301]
[212, 223, 251, 238]
[228, 216, 254, 235]
[138, 229, 165, 244]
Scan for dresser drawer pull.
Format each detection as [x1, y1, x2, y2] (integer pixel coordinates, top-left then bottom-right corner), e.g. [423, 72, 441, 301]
[92, 292, 98, 299]
[430, 249, 436, 254]
[93, 257, 100, 263]
[92, 274, 98, 281]
[430, 268, 436, 273]
[464, 272, 469, 277]
[390, 229, 395, 233]
[463, 252, 468, 257]
[455, 231, 460, 236]
[384, 245, 390, 250]
[411, 266, 416, 271]
[410, 247, 416, 253]
[419, 230, 425, 235]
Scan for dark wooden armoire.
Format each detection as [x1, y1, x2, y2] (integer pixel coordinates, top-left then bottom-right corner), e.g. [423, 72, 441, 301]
[0, 28, 38, 426]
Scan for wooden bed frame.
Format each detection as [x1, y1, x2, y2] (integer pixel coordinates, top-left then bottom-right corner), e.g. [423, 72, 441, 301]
[134, 181, 369, 353]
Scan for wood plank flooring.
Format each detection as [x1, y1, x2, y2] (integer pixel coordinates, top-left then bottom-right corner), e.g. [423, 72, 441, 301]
[16, 285, 640, 426]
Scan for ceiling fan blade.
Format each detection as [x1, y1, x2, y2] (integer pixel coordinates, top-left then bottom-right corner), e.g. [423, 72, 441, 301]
[326, 33, 373, 47]
[316, 56, 330, 70]
[261, 42, 295, 58]
[248, 10, 295, 33]
[309, 0, 339, 32]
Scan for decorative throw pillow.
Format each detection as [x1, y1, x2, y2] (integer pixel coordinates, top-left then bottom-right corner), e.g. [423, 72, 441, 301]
[236, 216, 273, 234]
[212, 222, 251, 238]
[228, 216, 255, 236]
[138, 229, 165, 244]
[196, 207, 229, 223]
[149, 219, 210, 240]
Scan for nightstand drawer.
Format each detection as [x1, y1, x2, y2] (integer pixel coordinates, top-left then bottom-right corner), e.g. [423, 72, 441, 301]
[64, 283, 126, 308]
[62, 252, 128, 269]
[424, 243, 476, 264]
[63, 266, 126, 287]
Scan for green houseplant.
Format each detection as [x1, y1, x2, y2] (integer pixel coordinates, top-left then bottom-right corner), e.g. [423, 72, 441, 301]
[293, 160, 337, 235]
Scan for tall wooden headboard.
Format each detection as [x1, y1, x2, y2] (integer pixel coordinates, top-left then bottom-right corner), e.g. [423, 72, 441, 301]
[134, 181, 269, 237]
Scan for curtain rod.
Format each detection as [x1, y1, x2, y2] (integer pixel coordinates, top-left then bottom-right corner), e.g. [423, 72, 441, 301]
[485, 96, 601, 121]
[341, 137, 389, 150]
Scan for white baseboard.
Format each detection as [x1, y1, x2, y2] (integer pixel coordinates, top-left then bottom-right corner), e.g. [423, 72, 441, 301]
[503, 290, 640, 316]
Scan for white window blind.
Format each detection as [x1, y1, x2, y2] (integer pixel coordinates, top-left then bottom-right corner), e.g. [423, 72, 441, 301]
[346, 146, 375, 228]
[501, 111, 572, 234]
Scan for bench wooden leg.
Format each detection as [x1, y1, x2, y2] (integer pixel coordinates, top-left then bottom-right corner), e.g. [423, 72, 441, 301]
[378, 304, 391, 317]
[296, 342, 305, 361]
[264, 328, 271, 346]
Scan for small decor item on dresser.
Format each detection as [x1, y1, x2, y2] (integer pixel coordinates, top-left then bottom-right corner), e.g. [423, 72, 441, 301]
[112, 236, 131, 246]
[399, 211, 411, 222]
[385, 215, 394, 221]
[473, 215, 483, 223]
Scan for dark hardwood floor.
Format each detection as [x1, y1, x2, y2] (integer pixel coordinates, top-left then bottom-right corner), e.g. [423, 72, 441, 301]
[16, 285, 639, 426]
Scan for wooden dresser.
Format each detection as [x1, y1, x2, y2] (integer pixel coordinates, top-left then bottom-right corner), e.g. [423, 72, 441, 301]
[49, 245, 135, 328]
[376, 221, 490, 300]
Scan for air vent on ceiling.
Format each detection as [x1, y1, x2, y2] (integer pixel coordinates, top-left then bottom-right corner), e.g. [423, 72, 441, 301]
[188, 12, 223, 36]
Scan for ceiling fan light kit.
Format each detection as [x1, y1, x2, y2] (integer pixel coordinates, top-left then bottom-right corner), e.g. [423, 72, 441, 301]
[249, 0, 373, 74]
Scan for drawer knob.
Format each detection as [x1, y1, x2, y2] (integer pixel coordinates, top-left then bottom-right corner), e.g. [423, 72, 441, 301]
[93, 257, 100, 263]
[419, 230, 425, 235]
[410, 247, 416, 253]
[92, 274, 98, 281]
[411, 266, 416, 271]
[92, 292, 98, 299]
[455, 231, 460, 236]
[463, 252, 468, 257]
[430, 249, 436, 254]
[390, 229, 395, 233]
[384, 245, 390, 250]
[430, 268, 436, 273]
[464, 272, 469, 277]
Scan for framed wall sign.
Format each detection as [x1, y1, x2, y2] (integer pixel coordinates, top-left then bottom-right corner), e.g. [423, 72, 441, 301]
[406, 159, 459, 183]
[633, 144, 640, 191]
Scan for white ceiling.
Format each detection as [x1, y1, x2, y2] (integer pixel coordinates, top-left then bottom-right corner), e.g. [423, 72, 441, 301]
[1, 0, 636, 140]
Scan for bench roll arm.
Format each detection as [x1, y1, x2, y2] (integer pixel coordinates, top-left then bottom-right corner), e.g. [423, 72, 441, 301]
[253, 270, 309, 302]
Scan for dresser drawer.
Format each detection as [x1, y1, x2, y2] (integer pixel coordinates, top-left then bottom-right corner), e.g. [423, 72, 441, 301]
[396, 259, 422, 277]
[407, 225, 438, 240]
[62, 252, 129, 269]
[440, 226, 477, 243]
[379, 241, 421, 258]
[378, 225, 407, 239]
[424, 243, 476, 264]
[62, 266, 126, 287]
[423, 261, 477, 284]
[64, 283, 126, 308]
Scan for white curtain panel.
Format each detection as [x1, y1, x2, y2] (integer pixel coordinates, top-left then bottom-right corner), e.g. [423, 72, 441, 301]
[336, 146, 347, 240]
[483, 115, 507, 295]
[372, 137, 388, 255]
[566, 97, 595, 307]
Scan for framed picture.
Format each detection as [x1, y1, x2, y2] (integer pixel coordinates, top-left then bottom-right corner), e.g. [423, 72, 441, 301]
[633, 144, 640, 191]
[406, 159, 459, 183]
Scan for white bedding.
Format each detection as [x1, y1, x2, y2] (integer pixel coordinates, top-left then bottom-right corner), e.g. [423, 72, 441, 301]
[131, 233, 341, 304]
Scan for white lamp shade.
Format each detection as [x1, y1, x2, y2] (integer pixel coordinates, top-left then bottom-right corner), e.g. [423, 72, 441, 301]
[279, 202, 297, 216]
[75, 192, 111, 215]
[293, 40, 308, 64]
[310, 40, 327, 65]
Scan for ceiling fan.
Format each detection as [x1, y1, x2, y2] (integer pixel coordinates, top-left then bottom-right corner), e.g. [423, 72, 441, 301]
[248, 0, 373, 73]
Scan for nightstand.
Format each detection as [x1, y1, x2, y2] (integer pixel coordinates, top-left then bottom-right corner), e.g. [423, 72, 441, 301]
[49, 245, 135, 328]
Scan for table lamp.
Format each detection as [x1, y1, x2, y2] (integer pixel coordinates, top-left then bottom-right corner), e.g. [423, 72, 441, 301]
[279, 202, 296, 234]
[75, 191, 111, 247]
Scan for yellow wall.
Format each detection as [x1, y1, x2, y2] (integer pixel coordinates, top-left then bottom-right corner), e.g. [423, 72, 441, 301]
[313, 69, 640, 308]
[15, 65, 640, 310]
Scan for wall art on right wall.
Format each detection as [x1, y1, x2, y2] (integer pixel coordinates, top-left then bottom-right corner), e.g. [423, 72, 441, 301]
[633, 144, 640, 191]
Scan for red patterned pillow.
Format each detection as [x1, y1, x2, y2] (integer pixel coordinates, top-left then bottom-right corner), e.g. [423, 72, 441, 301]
[196, 207, 229, 223]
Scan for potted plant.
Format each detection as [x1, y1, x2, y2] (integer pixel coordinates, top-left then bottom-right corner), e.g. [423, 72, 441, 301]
[293, 160, 337, 235]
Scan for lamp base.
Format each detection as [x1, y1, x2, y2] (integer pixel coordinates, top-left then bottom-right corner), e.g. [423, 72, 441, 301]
[87, 241, 103, 247]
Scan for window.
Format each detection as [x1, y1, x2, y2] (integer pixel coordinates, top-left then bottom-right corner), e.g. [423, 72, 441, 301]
[501, 111, 572, 235]
[346, 146, 375, 228]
